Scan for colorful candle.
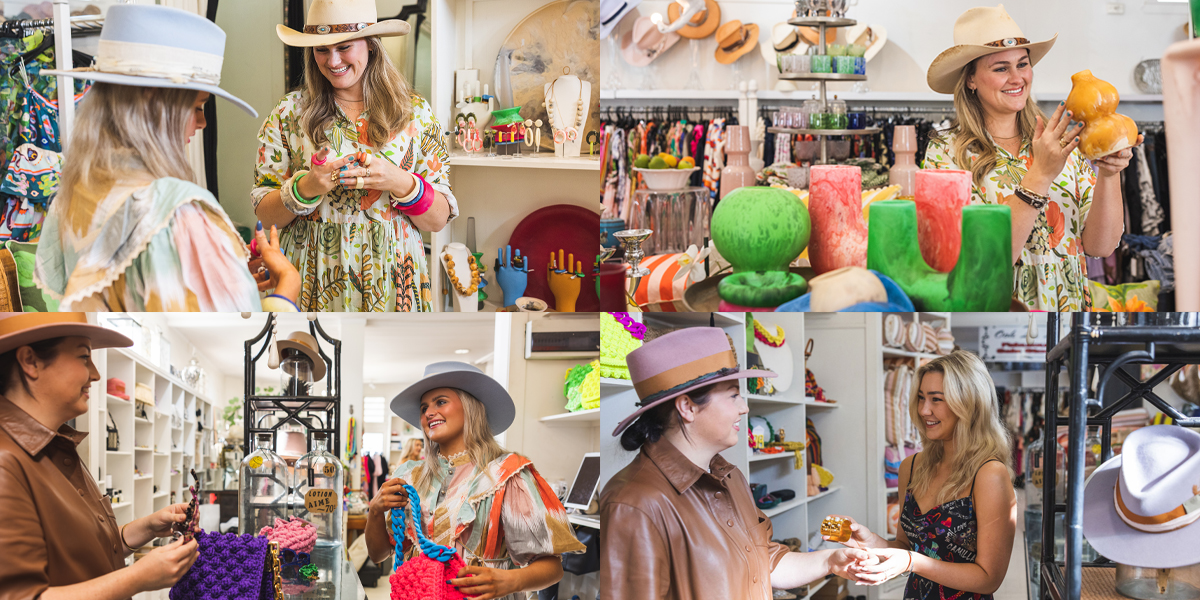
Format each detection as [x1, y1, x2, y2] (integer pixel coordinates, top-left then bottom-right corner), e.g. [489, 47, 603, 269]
[808, 164, 867, 275]
[914, 169, 972, 273]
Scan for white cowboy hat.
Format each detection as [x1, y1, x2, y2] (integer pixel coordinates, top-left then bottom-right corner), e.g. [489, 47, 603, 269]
[1082, 425, 1200, 569]
[926, 5, 1057, 94]
[276, 0, 410, 48]
[621, 15, 680, 67]
[390, 361, 516, 436]
[600, 0, 642, 39]
[275, 331, 327, 382]
[41, 4, 257, 117]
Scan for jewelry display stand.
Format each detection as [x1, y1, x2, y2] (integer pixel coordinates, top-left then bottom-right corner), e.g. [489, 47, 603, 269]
[441, 243, 480, 313]
[544, 74, 592, 158]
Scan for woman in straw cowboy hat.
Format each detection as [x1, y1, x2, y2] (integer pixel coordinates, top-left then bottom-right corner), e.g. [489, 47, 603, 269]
[922, 4, 1139, 311]
[601, 328, 874, 600]
[824, 351, 1017, 600]
[31, 4, 302, 312]
[0, 313, 200, 599]
[365, 362, 584, 600]
[253, 0, 456, 312]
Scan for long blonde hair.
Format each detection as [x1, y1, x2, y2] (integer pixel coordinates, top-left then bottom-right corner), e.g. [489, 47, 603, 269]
[939, 52, 1047, 190]
[398, 438, 423, 463]
[413, 388, 507, 492]
[299, 36, 413, 150]
[56, 83, 197, 235]
[908, 350, 1013, 505]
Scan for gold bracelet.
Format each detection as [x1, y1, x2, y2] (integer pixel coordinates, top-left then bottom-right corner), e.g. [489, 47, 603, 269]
[119, 522, 139, 552]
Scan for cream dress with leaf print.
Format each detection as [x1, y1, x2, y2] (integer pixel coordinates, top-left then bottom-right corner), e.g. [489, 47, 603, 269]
[923, 131, 1098, 311]
[253, 92, 457, 312]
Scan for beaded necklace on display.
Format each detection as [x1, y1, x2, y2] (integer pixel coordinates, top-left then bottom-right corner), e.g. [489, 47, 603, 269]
[444, 253, 480, 296]
[544, 66, 585, 144]
[754, 321, 786, 348]
[609, 312, 646, 340]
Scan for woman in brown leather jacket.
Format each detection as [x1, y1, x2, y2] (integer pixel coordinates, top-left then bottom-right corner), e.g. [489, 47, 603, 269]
[601, 327, 873, 600]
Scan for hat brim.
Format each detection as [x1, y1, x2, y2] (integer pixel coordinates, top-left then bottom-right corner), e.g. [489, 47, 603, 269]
[275, 20, 410, 48]
[926, 34, 1057, 94]
[612, 368, 777, 437]
[621, 28, 680, 67]
[275, 339, 327, 382]
[667, 0, 720, 40]
[390, 370, 516, 436]
[0, 323, 132, 356]
[599, 0, 642, 39]
[715, 24, 760, 65]
[1082, 454, 1200, 569]
[40, 69, 257, 118]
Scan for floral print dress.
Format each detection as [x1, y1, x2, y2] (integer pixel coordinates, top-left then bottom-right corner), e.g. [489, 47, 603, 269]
[253, 92, 457, 312]
[923, 131, 1098, 311]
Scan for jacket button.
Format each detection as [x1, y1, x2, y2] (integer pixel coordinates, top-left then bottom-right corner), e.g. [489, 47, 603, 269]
[63, 458, 72, 466]
[727, 520, 734, 527]
[78, 489, 85, 496]
[753, 576, 759, 583]
[96, 514, 103, 522]
[745, 545, 751, 552]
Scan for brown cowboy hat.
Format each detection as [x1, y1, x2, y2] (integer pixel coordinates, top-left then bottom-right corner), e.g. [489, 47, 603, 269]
[667, 0, 721, 40]
[926, 4, 1057, 94]
[0, 313, 132, 356]
[276, 332, 327, 382]
[714, 20, 759, 65]
[276, 0, 410, 48]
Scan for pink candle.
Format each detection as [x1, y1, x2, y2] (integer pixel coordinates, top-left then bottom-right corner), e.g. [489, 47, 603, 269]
[808, 164, 866, 275]
[914, 169, 972, 273]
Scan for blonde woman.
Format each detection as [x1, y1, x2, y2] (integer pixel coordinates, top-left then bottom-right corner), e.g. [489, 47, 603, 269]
[254, 0, 456, 312]
[365, 362, 584, 600]
[828, 350, 1016, 600]
[397, 437, 423, 463]
[922, 5, 1138, 311]
[32, 5, 300, 312]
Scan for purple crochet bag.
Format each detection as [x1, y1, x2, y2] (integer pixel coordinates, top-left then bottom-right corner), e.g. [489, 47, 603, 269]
[169, 531, 282, 600]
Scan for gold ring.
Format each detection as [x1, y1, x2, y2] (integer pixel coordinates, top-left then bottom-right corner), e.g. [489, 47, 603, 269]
[1059, 139, 1068, 148]
[331, 170, 338, 183]
[365, 169, 371, 177]
[355, 176, 364, 190]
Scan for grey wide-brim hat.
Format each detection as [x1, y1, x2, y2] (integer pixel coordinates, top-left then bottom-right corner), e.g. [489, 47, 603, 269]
[391, 361, 516, 436]
[42, 4, 257, 118]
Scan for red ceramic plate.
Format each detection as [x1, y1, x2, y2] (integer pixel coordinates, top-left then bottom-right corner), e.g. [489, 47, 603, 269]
[508, 204, 601, 312]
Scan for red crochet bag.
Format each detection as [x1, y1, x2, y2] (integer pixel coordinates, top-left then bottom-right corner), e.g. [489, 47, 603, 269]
[388, 484, 467, 600]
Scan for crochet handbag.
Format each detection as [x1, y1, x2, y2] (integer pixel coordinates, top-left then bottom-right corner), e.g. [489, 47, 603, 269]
[259, 516, 317, 554]
[389, 484, 467, 600]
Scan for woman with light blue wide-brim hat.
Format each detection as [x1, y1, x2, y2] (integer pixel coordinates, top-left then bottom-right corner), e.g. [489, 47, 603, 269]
[33, 4, 302, 312]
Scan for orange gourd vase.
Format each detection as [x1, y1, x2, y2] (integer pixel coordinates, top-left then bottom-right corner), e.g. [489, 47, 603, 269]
[1064, 70, 1138, 160]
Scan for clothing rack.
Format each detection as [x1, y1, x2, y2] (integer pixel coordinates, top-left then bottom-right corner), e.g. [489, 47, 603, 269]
[601, 105, 738, 122]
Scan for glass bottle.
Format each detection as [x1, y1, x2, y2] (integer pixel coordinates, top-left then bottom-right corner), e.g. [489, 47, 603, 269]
[281, 349, 314, 396]
[293, 432, 343, 548]
[239, 433, 290, 535]
[1084, 427, 1103, 479]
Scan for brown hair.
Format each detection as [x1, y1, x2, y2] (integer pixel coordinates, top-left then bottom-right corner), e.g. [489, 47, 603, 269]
[620, 381, 724, 451]
[0, 338, 65, 396]
[298, 36, 414, 150]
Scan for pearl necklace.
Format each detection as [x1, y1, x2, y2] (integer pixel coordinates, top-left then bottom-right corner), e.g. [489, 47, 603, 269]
[543, 66, 585, 144]
[444, 253, 480, 296]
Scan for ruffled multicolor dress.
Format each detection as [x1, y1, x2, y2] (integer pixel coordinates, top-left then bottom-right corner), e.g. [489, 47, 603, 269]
[923, 131, 1098, 311]
[253, 92, 457, 312]
[390, 453, 585, 600]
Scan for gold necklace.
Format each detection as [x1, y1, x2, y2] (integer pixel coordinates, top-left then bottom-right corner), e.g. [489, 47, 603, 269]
[444, 253, 480, 296]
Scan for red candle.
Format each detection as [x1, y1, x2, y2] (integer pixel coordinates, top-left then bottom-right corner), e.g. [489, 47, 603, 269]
[914, 169, 972, 273]
[808, 165, 867, 275]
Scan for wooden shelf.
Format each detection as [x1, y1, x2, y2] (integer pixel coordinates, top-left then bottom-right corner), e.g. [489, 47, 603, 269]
[135, 474, 152, 481]
[762, 496, 806, 518]
[806, 486, 842, 504]
[767, 127, 881, 136]
[800, 398, 839, 409]
[107, 450, 131, 456]
[747, 394, 803, 405]
[449, 154, 600, 171]
[749, 452, 795, 463]
[779, 73, 867, 82]
[134, 416, 151, 424]
[539, 408, 600, 425]
[107, 394, 129, 404]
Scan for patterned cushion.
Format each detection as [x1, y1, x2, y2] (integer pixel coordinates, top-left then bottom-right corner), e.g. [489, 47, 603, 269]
[1087, 280, 1160, 312]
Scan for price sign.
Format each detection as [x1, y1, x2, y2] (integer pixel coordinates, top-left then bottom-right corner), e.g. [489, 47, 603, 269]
[305, 489, 337, 513]
[322, 463, 336, 477]
[1031, 468, 1043, 489]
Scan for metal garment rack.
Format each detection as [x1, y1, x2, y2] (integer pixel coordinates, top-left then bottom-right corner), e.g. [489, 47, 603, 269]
[242, 314, 344, 459]
[1040, 312, 1200, 600]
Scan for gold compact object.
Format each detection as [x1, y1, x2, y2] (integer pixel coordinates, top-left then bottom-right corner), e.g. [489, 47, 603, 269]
[821, 516, 852, 543]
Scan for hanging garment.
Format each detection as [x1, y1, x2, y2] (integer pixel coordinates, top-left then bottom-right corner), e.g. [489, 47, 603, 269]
[702, 119, 725, 199]
[1, 85, 66, 202]
[1133, 145, 1163, 237]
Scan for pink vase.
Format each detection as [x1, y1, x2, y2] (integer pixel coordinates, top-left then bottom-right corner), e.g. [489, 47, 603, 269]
[808, 164, 867, 275]
[914, 169, 972, 273]
[889, 125, 918, 198]
[720, 125, 756, 200]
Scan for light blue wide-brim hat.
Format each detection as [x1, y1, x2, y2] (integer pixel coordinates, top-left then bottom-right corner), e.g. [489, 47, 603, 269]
[42, 4, 257, 118]
[391, 361, 516, 436]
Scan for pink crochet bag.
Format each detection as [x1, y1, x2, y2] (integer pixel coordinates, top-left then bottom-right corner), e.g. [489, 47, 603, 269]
[258, 517, 317, 554]
[389, 484, 467, 600]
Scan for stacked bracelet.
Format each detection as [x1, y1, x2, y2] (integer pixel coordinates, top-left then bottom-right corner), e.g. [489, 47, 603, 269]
[393, 172, 434, 216]
[280, 170, 320, 216]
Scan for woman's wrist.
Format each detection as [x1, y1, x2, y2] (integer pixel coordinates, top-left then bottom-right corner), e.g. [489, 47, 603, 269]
[297, 170, 329, 199]
[393, 171, 418, 198]
[1020, 172, 1052, 198]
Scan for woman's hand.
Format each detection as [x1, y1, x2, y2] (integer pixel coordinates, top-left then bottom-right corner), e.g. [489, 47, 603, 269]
[369, 478, 411, 519]
[1092, 135, 1144, 178]
[850, 547, 914, 586]
[340, 151, 417, 197]
[829, 547, 877, 582]
[143, 503, 190, 538]
[131, 538, 199, 591]
[298, 146, 355, 198]
[1027, 103, 1085, 192]
[449, 565, 520, 600]
[822, 515, 882, 550]
[249, 222, 300, 304]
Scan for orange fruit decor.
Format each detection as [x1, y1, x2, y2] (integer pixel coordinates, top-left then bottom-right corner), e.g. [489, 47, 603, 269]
[1064, 70, 1139, 160]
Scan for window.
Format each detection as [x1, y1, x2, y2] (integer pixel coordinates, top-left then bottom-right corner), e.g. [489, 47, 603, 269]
[364, 397, 386, 423]
[362, 432, 384, 455]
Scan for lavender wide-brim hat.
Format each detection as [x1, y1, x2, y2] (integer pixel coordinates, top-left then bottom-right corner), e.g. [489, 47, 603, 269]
[612, 327, 775, 437]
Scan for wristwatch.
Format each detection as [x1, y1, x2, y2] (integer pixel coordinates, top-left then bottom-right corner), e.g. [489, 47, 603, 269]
[1014, 185, 1049, 210]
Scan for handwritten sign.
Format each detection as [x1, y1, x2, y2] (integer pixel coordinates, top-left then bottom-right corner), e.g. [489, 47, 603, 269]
[305, 489, 337, 513]
[979, 325, 1046, 362]
[248, 456, 263, 469]
[322, 463, 336, 478]
[1031, 468, 1043, 489]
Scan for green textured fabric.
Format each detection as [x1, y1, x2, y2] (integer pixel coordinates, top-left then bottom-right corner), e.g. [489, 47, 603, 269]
[5, 240, 58, 312]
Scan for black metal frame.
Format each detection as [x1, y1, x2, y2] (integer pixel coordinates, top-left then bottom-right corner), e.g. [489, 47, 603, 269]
[1039, 313, 1200, 600]
[242, 314, 343, 459]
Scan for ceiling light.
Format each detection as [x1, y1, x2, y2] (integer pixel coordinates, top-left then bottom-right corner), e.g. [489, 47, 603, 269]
[455, 349, 469, 355]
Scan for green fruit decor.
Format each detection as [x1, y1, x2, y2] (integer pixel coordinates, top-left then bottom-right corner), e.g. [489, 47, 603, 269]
[711, 187, 811, 273]
[633, 154, 651, 169]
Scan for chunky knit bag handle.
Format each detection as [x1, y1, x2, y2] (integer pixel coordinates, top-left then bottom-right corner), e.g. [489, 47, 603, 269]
[389, 484, 458, 569]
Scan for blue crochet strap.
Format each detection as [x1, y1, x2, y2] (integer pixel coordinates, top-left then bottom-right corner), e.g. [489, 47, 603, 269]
[389, 483, 458, 571]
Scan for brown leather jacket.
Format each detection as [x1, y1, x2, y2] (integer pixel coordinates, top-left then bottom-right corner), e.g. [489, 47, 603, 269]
[0, 396, 127, 600]
[600, 438, 790, 600]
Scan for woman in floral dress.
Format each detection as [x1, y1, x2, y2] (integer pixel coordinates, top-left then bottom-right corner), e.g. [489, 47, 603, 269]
[920, 5, 1138, 311]
[255, 0, 456, 312]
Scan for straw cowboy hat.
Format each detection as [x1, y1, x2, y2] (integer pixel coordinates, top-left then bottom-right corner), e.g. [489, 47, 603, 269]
[275, 332, 327, 382]
[612, 328, 775, 437]
[0, 313, 132, 356]
[1082, 425, 1200, 569]
[621, 15, 681, 67]
[40, 4, 257, 117]
[715, 20, 759, 65]
[600, 0, 642, 39]
[276, 0, 410, 48]
[667, 0, 721, 40]
[391, 361, 516, 436]
[926, 4, 1057, 94]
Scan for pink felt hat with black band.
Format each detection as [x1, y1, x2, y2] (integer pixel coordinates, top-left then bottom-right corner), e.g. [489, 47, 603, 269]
[611, 327, 774, 437]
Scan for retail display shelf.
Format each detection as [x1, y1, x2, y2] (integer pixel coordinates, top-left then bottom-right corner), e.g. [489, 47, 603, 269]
[767, 127, 881, 136]
[135, 474, 152, 481]
[154, 452, 168, 457]
[805, 486, 841, 504]
[567, 514, 601, 530]
[600, 378, 633, 393]
[788, 16, 856, 27]
[747, 394, 803, 405]
[449, 154, 601, 171]
[799, 398, 838, 409]
[111, 501, 132, 510]
[762, 496, 806, 518]
[110, 347, 210, 403]
[107, 394, 129, 404]
[107, 450, 131, 456]
[134, 416, 150, 424]
[800, 577, 833, 600]
[171, 425, 182, 432]
[602, 89, 743, 100]
[539, 408, 600, 425]
[135, 447, 151, 452]
[778, 73, 868, 82]
[153, 491, 169, 498]
[882, 347, 940, 360]
[749, 452, 794, 463]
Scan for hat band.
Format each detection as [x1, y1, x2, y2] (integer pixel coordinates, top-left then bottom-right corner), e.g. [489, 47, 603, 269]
[721, 29, 749, 52]
[94, 40, 223, 85]
[634, 349, 738, 404]
[1114, 482, 1200, 534]
[0, 312, 89, 336]
[983, 37, 1030, 48]
[304, 22, 374, 35]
